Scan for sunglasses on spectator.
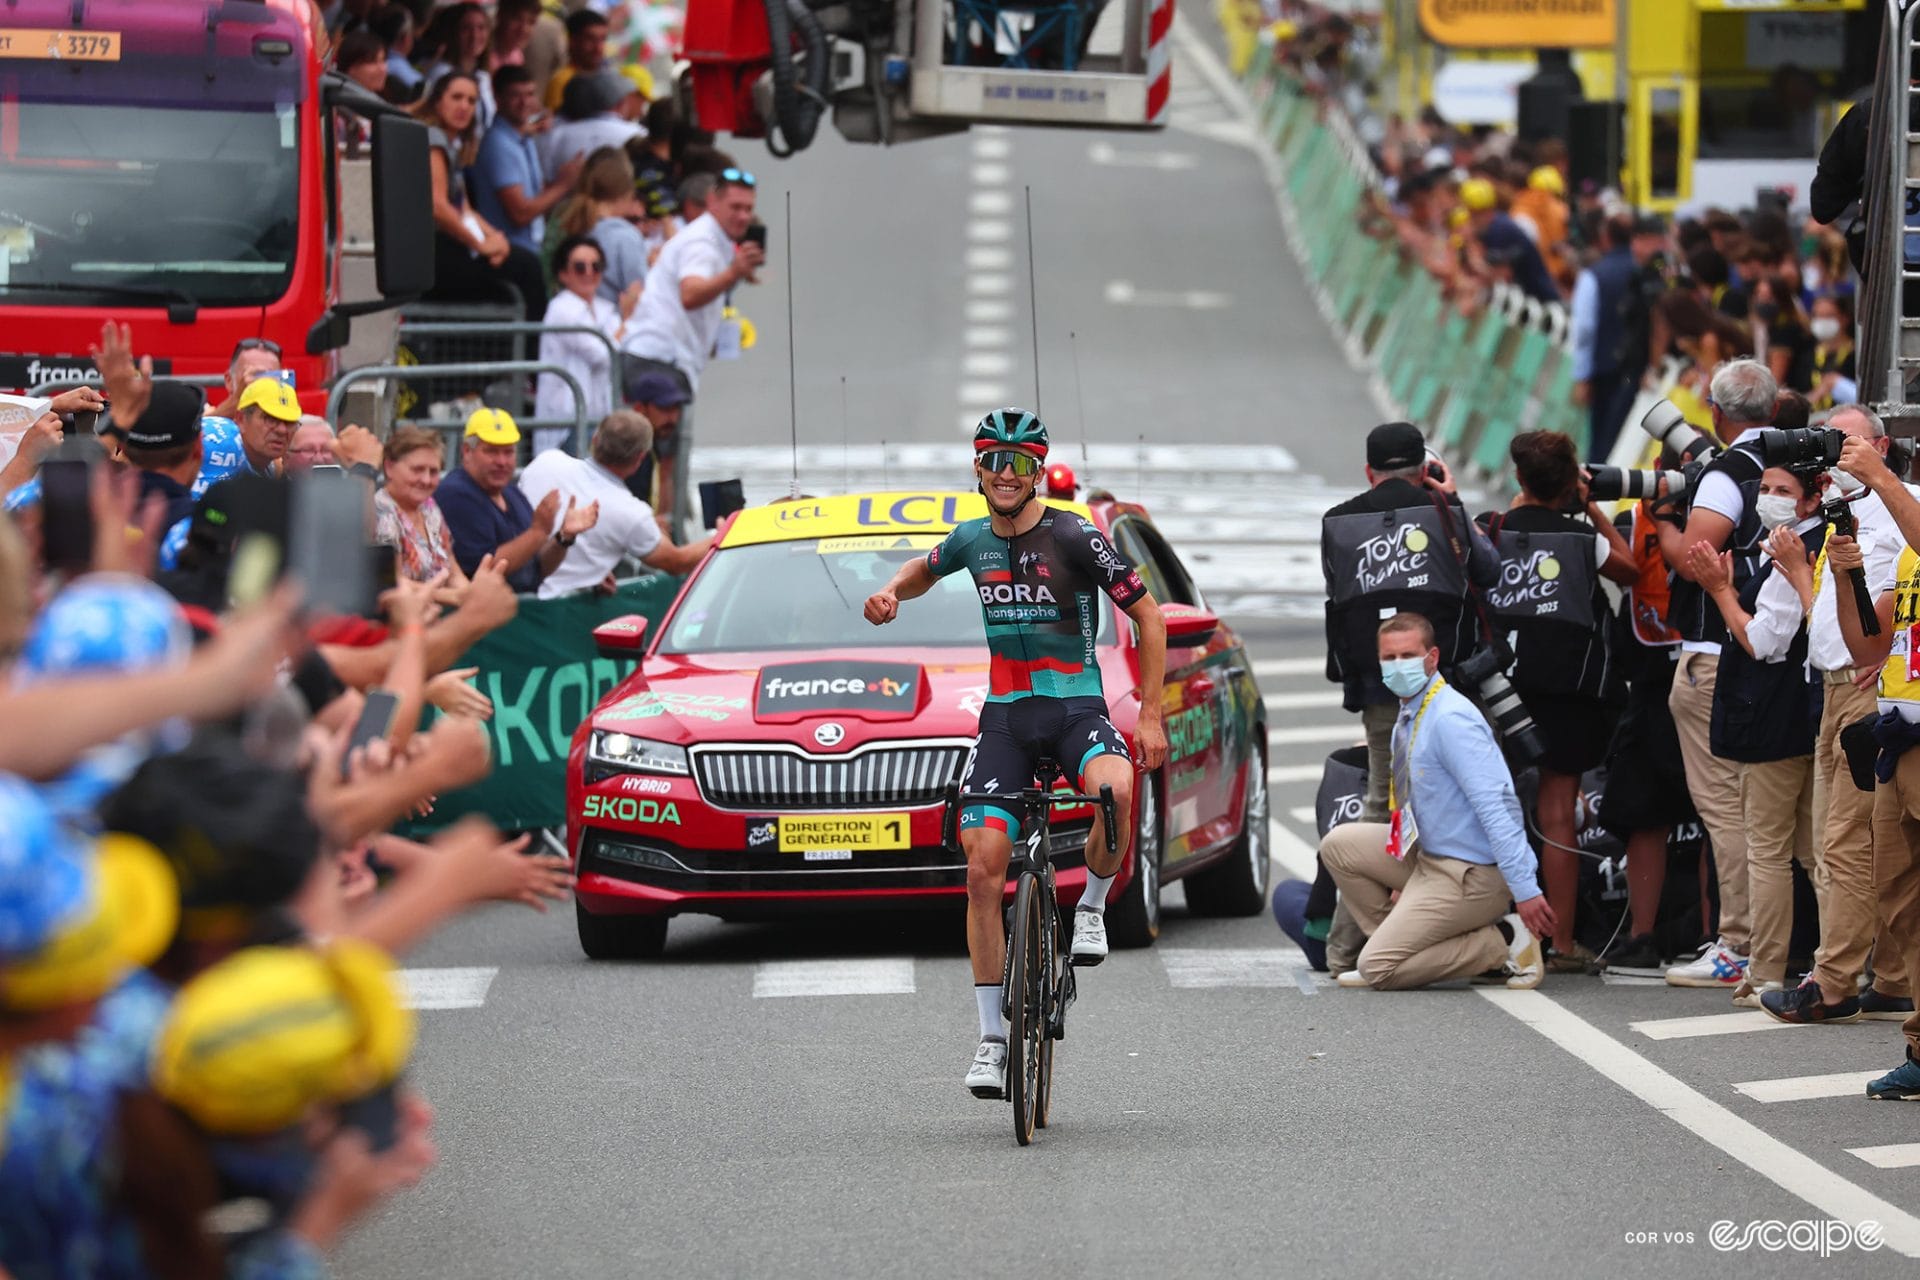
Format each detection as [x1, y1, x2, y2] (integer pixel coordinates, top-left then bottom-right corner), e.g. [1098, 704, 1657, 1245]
[232, 337, 282, 359]
[721, 167, 757, 187]
[977, 449, 1041, 477]
[567, 258, 605, 275]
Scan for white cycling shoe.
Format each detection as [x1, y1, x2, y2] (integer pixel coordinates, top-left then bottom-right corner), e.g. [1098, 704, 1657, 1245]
[966, 1037, 1009, 1099]
[1070, 908, 1109, 965]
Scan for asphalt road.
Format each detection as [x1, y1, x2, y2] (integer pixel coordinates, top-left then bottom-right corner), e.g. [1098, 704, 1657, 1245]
[337, 19, 1920, 1279]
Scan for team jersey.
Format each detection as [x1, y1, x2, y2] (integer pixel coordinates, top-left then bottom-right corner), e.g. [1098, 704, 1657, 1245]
[927, 507, 1148, 703]
[157, 416, 257, 570]
[1879, 544, 1920, 722]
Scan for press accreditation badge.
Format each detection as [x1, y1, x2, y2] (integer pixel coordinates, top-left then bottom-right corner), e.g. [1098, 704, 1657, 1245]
[1385, 806, 1417, 861]
[1906, 623, 1920, 684]
[713, 317, 743, 361]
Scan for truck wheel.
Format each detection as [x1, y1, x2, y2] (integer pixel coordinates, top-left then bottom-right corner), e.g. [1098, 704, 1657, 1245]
[575, 900, 668, 960]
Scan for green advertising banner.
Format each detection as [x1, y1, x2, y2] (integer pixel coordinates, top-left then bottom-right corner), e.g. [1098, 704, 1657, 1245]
[408, 575, 684, 834]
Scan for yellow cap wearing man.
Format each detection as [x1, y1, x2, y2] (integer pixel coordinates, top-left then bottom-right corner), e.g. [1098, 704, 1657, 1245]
[0, 834, 178, 1013]
[151, 938, 415, 1136]
[1459, 178, 1497, 213]
[464, 407, 522, 447]
[235, 377, 302, 423]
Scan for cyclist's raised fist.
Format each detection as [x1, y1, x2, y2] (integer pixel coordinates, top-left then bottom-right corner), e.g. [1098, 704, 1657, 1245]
[863, 590, 898, 625]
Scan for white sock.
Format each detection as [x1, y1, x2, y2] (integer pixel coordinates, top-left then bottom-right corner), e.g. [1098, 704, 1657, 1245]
[1078, 871, 1115, 912]
[975, 984, 1005, 1041]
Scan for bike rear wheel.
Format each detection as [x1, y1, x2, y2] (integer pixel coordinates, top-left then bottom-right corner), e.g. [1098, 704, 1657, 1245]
[1007, 871, 1044, 1146]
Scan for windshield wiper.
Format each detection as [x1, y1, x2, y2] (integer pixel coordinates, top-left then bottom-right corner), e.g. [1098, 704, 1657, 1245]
[0, 279, 199, 320]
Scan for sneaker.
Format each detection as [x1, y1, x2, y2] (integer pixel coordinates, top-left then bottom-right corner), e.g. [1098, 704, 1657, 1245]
[1866, 1052, 1920, 1101]
[1069, 907, 1108, 966]
[1760, 979, 1863, 1025]
[1664, 938, 1749, 988]
[1600, 933, 1666, 977]
[965, 1037, 1008, 1099]
[1730, 978, 1783, 1009]
[1335, 970, 1369, 988]
[1860, 988, 1917, 1022]
[1546, 941, 1598, 975]
[1502, 913, 1544, 990]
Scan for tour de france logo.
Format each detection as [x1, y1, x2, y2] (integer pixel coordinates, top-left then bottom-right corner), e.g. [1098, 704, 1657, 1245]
[1356, 522, 1433, 593]
[1487, 546, 1564, 614]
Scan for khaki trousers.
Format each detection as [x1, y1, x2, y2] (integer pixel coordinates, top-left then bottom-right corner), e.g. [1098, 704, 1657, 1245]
[1361, 701, 1398, 823]
[1319, 822, 1510, 989]
[1868, 750, 1920, 1057]
[1669, 651, 1751, 952]
[1740, 756, 1815, 986]
[1810, 677, 1908, 996]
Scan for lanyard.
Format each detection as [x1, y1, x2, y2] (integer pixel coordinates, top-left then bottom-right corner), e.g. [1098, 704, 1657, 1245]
[1810, 524, 1833, 608]
[1388, 676, 1445, 812]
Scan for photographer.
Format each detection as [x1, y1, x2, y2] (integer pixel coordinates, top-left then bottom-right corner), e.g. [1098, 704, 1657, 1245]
[1654, 358, 1777, 988]
[1322, 422, 1498, 823]
[1823, 437, 1920, 1097]
[1476, 431, 1638, 969]
[1687, 463, 1825, 1010]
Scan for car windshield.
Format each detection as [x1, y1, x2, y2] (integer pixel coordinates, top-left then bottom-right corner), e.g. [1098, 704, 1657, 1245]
[659, 536, 1113, 655]
[0, 100, 300, 308]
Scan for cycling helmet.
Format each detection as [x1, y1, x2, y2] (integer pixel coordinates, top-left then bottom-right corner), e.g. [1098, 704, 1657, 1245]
[973, 408, 1049, 458]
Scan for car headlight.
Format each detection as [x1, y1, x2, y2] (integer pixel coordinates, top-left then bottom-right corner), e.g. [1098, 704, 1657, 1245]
[588, 731, 690, 776]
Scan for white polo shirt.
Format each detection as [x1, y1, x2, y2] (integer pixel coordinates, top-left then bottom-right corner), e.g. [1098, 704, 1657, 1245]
[620, 212, 734, 394]
[517, 449, 662, 599]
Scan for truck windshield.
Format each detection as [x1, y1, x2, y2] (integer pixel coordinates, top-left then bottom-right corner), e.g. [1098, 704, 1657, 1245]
[0, 99, 300, 308]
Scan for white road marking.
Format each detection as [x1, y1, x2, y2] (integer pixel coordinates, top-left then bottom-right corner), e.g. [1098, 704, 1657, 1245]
[1598, 973, 1668, 986]
[972, 136, 1011, 159]
[1267, 819, 1319, 880]
[1104, 279, 1232, 309]
[1628, 1010, 1787, 1041]
[966, 299, 1015, 322]
[969, 191, 1013, 215]
[1849, 1143, 1920, 1169]
[1480, 987, 1920, 1258]
[1253, 657, 1328, 678]
[1287, 804, 1315, 824]
[963, 351, 1014, 377]
[957, 381, 1008, 403]
[1087, 140, 1198, 170]
[964, 325, 1012, 348]
[971, 163, 1010, 185]
[1269, 725, 1363, 748]
[1269, 764, 1328, 784]
[752, 958, 916, 998]
[967, 274, 1012, 295]
[965, 246, 1015, 271]
[968, 219, 1012, 243]
[1161, 947, 1306, 989]
[1732, 1071, 1884, 1103]
[1263, 691, 1346, 712]
[397, 967, 497, 1011]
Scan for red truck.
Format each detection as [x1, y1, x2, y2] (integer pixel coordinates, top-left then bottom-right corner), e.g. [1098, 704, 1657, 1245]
[0, 0, 428, 407]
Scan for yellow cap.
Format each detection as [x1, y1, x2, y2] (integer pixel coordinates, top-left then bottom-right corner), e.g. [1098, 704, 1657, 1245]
[463, 407, 521, 446]
[1527, 165, 1565, 196]
[619, 62, 655, 102]
[236, 378, 302, 423]
[1459, 178, 1497, 212]
[1447, 206, 1471, 230]
[0, 834, 178, 1011]
[151, 938, 415, 1136]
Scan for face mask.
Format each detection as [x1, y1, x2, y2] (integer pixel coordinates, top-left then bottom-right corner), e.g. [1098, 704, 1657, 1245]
[1380, 656, 1431, 698]
[1811, 317, 1842, 343]
[1828, 467, 1866, 500]
[1755, 494, 1800, 530]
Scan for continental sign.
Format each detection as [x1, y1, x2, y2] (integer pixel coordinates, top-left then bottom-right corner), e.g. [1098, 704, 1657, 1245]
[1418, 0, 1614, 49]
[721, 492, 1094, 548]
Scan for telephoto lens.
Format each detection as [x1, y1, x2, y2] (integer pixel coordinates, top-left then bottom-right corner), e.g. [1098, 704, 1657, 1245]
[1586, 466, 1689, 502]
[1454, 648, 1547, 765]
[1758, 426, 1845, 471]
[1638, 399, 1718, 463]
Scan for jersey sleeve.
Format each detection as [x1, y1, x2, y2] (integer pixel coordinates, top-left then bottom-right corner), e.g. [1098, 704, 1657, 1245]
[1059, 516, 1148, 608]
[926, 520, 974, 579]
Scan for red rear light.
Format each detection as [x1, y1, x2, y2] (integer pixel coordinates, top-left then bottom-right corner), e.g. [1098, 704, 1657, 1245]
[1045, 464, 1076, 497]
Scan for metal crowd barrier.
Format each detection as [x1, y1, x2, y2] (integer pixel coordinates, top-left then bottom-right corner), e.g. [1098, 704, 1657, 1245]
[394, 321, 625, 419]
[326, 361, 593, 458]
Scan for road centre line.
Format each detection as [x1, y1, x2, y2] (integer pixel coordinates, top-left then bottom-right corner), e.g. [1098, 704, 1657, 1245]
[957, 381, 1008, 404]
[752, 958, 916, 998]
[971, 163, 1009, 185]
[1479, 988, 1920, 1258]
[967, 274, 1012, 295]
[968, 220, 1012, 242]
[963, 351, 1013, 376]
[1733, 1071, 1886, 1104]
[1629, 1011, 1788, 1041]
[972, 136, 1011, 160]
[965, 246, 1014, 271]
[396, 967, 497, 1011]
[969, 191, 1013, 215]
[964, 326, 1011, 347]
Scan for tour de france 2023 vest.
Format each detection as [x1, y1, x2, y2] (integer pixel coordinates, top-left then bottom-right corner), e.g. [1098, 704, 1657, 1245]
[1477, 508, 1620, 702]
[1322, 499, 1472, 700]
[1879, 543, 1920, 722]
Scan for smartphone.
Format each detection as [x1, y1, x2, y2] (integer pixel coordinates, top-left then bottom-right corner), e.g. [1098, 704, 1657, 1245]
[525, 109, 548, 128]
[1423, 447, 1447, 484]
[39, 457, 94, 574]
[743, 223, 767, 250]
[336, 1080, 401, 1153]
[227, 531, 283, 608]
[369, 543, 399, 596]
[288, 471, 373, 618]
[342, 689, 400, 779]
[308, 463, 345, 476]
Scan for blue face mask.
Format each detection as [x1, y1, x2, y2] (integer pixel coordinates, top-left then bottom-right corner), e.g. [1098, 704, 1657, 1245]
[1380, 656, 1431, 699]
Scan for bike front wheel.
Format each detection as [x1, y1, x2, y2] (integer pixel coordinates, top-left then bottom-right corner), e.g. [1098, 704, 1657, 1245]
[1006, 871, 1044, 1146]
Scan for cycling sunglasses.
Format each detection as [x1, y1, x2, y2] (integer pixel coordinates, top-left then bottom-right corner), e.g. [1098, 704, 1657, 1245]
[232, 337, 282, 359]
[567, 257, 605, 275]
[721, 167, 757, 187]
[977, 449, 1041, 477]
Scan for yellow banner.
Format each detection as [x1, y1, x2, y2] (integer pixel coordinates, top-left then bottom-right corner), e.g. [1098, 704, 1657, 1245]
[0, 29, 121, 61]
[721, 492, 1093, 548]
[1417, 1, 1614, 49]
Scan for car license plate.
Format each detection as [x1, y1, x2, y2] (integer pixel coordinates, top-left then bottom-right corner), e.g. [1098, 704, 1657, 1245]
[778, 813, 909, 853]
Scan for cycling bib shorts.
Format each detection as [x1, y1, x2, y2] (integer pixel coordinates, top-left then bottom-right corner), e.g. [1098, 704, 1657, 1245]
[958, 696, 1130, 844]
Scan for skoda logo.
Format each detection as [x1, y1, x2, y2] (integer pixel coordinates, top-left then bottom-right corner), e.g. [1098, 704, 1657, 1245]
[813, 722, 846, 747]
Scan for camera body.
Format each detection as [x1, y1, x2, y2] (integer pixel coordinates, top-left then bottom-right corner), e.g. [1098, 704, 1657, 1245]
[1759, 426, 1845, 473]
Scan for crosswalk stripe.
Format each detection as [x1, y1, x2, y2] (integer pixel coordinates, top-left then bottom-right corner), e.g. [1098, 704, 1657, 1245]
[1287, 804, 1315, 824]
[1161, 947, 1306, 988]
[397, 967, 497, 1011]
[752, 958, 916, 998]
[1629, 1010, 1786, 1041]
[1262, 691, 1345, 712]
[1732, 1071, 1884, 1103]
[1269, 725, 1363, 748]
[1267, 821, 1318, 880]
[1848, 1143, 1920, 1169]
[1269, 764, 1327, 784]
[1252, 657, 1327, 678]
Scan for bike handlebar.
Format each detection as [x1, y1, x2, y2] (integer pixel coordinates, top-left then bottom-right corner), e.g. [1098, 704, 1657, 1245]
[940, 780, 1119, 861]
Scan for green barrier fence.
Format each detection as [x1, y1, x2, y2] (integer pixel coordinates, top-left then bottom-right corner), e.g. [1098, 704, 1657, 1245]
[1244, 39, 1582, 481]
[403, 574, 684, 835]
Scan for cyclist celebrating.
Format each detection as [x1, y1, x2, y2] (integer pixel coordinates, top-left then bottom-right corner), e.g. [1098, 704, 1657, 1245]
[864, 408, 1167, 1098]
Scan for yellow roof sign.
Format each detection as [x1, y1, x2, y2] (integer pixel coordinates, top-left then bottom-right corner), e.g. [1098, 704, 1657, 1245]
[1418, 1, 1614, 50]
[0, 29, 121, 61]
[720, 491, 1095, 549]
